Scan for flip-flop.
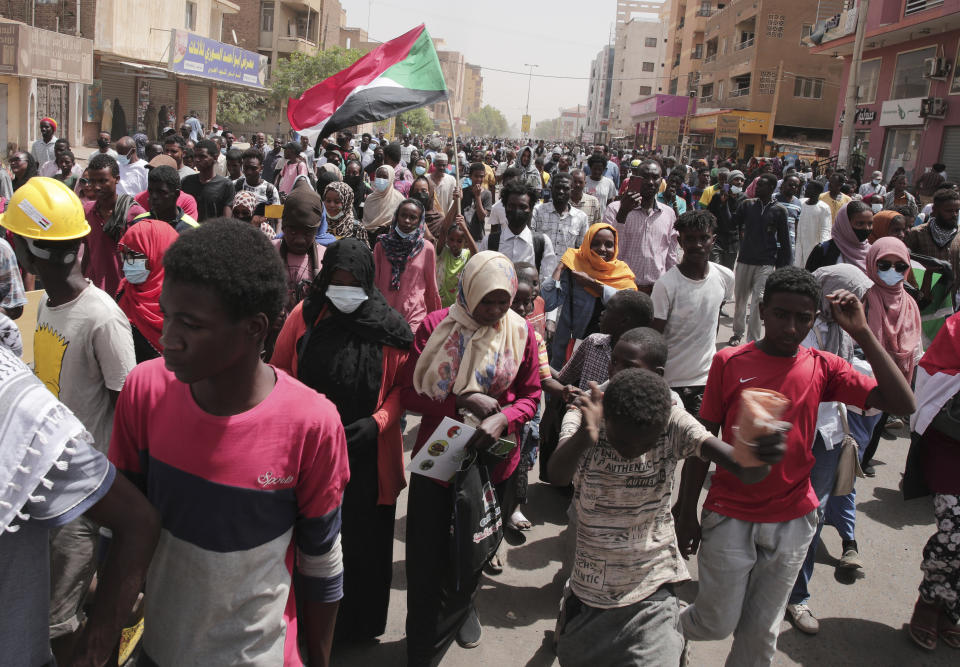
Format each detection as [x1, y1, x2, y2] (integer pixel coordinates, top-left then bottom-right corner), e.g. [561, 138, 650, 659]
[483, 554, 503, 575]
[507, 509, 532, 532]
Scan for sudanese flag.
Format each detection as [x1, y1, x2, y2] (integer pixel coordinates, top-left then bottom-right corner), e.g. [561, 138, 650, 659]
[288, 24, 448, 141]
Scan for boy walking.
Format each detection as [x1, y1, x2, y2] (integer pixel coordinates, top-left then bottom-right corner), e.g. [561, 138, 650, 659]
[550, 336, 787, 666]
[652, 210, 733, 416]
[676, 266, 916, 665]
[108, 220, 348, 666]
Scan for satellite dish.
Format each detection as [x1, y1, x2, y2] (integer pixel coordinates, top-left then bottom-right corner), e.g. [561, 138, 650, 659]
[231, 29, 238, 45]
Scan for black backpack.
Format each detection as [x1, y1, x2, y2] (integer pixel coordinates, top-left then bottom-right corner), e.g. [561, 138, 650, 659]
[486, 228, 546, 273]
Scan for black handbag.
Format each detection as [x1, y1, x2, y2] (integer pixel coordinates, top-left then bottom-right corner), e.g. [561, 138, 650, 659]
[450, 459, 503, 592]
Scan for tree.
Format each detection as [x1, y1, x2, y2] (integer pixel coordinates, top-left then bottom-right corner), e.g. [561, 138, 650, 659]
[467, 105, 509, 137]
[533, 117, 562, 140]
[269, 48, 364, 104]
[396, 108, 434, 136]
[216, 90, 269, 128]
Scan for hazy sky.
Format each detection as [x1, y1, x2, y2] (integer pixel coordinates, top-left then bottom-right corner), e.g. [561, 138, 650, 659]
[337, 0, 665, 126]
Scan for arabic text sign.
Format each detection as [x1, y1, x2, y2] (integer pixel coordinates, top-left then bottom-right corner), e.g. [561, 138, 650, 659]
[879, 97, 924, 127]
[169, 30, 267, 88]
[0, 23, 93, 83]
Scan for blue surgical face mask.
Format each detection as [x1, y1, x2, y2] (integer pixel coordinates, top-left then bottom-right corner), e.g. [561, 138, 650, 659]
[877, 267, 906, 286]
[872, 179, 881, 185]
[326, 285, 368, 313]
[461, 177, 472, 188]
[123, 258, 150, 284]
[414, 165, 427, 176]
[116, 154, 129, 167]
[395, 225, 418, 239]
[373, 177, 390, 192]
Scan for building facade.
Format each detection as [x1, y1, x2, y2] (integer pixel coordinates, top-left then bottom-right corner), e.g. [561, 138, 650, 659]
[224, 0, 343, 77]
[609, 8, 669, 136]
[661, 0, 716, 97]
[0, 7, 94, 152]
[812, 0, 960, 183]
[585, 45, 615, 142]
[696, 0, 842, 138]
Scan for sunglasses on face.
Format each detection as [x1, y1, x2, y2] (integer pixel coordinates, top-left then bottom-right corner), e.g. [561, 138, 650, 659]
[877, 260, 909, 273]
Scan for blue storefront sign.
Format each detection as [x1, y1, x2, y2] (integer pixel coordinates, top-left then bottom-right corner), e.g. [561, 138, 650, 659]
[169, 30, 267, 88]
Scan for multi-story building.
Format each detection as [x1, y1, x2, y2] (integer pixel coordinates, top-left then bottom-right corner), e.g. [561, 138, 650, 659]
[661, 0, 718, 97]
[224, 0, 343, 74]
[811, 0, 960, 183]
[0, 2, 94, 150]
[559, 106, 589, 141]
[431, 42, 465, 133]
[461, 64, 484, 128]
[585, 45, 615, 142]
[677, 0, 843, 158]
[338, 25, 378, 54]
[609, 5, 670, 136]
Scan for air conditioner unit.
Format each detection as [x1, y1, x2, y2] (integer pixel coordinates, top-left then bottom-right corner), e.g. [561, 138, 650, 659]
[923, 58, 951, 79]
[921, 97, 948, 118]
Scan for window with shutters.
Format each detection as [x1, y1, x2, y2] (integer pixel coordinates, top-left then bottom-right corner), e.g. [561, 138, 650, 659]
[793, 76, 824, 99]
[261, 1, 275, 31]
[185, 1, 197, 30]
[639, 85, 652, 95]
[642, 62, 655, 72]
[645, 37, 658, 47]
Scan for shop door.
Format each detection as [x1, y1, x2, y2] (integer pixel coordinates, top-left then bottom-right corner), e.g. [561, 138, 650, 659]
[186, 85, 210, 133]
[36, 80, 69, 140]
[940, 126, 960, 185]
[880, 127, 923, 184]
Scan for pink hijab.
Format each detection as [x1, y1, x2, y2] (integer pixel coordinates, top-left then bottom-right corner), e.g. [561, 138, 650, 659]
[865, 237, 921, 380]
[832, 202, 871, 271]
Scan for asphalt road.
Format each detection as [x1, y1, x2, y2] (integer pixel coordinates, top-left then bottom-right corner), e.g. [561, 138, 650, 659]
[334, 314, 955, 666]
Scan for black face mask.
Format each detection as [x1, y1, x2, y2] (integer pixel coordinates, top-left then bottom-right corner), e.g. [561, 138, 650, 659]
[854, 228, 871, 242]
[506, 210, 532, 228]
[344, 175, 362, 187]
[97, 138, 109, 149]
[411, 191, 431, 209]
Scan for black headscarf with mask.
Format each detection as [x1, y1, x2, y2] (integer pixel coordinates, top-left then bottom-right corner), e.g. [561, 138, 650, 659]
[297, 238, 413, 424]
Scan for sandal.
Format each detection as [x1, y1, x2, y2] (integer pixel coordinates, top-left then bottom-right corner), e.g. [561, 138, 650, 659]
[483, 554, 503, 575]
[727, 335, 742, 347]
[940, 612, 960, 649]
[506, 509, 532, 532]
[908, 599, 940, 651]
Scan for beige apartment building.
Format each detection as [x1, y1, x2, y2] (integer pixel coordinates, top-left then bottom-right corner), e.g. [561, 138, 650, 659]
[608, 5, 669, 136]
[661, 0, 716, 97]
[697, 0, 842, 129]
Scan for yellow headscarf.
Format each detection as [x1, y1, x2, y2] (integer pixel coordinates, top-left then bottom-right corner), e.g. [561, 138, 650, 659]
[560, 222, 637, 297]
[413, 251, 529, 401]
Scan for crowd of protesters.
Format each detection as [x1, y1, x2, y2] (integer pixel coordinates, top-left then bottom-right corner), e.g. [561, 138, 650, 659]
[1, 115, 960, 667]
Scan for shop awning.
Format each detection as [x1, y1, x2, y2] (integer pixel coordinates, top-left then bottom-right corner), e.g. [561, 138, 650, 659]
[113, 60, 172, 79]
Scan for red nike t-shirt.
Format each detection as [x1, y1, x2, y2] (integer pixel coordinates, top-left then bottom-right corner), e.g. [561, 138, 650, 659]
[699, 342, 876, 523]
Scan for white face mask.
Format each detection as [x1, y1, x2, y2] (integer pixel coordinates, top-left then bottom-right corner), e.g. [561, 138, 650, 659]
[729, 185, 742, 195]
[373, 177, 390, 192]
[326, 285, 368, 313]
[871, 203, 883, 214]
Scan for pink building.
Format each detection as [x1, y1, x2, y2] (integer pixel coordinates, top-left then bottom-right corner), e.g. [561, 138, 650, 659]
[812, 0, 960, 183]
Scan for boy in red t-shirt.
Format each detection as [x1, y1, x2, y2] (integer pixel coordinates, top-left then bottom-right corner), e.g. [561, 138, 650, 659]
[675, 266, 915, 665]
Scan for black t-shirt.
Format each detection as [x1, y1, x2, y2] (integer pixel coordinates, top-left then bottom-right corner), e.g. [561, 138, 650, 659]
[181, 174, 235, 222]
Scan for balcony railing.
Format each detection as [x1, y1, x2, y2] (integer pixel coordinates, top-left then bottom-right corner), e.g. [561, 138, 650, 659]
[734, 37, 755, 51]
[905, 0, 944, 16]
[704, 53, 717, 63]
[696, 8, 715, 16]
[729, 87, 751, 97]
[691, 50, 703, 59]
[700, 95, 713, 103]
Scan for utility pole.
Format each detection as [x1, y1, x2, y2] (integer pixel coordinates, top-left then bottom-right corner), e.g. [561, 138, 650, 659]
[838, 0, 870, 170]
[767, 60, 784, 156]
[524, 63, 539, 139]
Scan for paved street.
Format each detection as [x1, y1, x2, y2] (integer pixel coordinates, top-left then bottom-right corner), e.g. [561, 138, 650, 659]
[335, 314, 957, 667]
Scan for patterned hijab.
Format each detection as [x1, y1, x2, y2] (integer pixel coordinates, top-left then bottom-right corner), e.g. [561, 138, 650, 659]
[413, 251, 529, 401]
[323, 181, 368, 246]
[378, 199, 426, 290]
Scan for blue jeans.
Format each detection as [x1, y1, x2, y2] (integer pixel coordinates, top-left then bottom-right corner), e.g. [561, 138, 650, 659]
[789, 412, 882, 605]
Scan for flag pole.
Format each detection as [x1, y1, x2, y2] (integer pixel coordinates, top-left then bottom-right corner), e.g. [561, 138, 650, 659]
[446, 98, 462, 214]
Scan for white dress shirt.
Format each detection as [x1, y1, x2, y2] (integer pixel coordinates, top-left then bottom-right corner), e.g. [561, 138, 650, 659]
[478, 224, 558, 279]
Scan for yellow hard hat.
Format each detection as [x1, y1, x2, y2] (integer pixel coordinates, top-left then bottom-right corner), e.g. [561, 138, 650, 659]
[0, 177, 90, 240]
